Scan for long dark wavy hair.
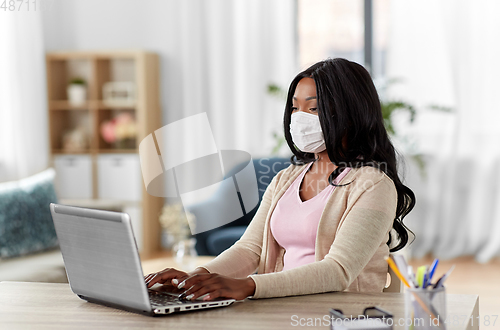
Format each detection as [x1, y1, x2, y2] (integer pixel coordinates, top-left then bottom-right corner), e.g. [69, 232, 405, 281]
[283, 58, 416, 252]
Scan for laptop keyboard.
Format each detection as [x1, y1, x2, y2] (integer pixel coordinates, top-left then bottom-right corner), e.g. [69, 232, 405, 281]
[148, 290, 189, 306]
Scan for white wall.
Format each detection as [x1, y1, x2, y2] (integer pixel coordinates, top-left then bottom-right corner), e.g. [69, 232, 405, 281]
[42, 0, 179, 126]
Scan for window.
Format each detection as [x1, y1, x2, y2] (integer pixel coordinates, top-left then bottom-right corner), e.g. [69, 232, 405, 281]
[297, 0, 391, 80]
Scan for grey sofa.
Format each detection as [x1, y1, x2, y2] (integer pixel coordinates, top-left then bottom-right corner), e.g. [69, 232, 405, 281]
[188, 156, 291, 256]
[0, 168, 67, 283]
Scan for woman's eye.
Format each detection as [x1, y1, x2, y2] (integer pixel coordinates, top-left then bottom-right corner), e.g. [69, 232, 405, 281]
[291, 107, 298, 112]
[309, 108, 317, 112]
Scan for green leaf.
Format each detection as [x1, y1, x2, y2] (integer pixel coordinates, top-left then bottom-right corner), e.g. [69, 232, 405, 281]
[267, 83, 287, 100]
[69, 77, 86, 85]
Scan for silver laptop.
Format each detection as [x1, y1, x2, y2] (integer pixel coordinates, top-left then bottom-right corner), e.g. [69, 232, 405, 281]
[50, 203, 235, 316]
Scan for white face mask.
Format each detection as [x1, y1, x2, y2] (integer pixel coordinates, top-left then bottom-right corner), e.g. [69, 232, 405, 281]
[289, 111, 326, 153]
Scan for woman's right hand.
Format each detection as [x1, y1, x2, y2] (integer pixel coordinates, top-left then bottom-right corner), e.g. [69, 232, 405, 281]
[144, 267, 209, 289]
[144, 268, 189, 288]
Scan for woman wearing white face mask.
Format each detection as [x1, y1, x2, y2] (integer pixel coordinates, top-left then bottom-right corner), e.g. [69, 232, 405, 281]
[145, 59, 416, 302]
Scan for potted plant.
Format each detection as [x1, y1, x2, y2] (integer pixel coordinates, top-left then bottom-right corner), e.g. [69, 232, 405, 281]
[67, 77, 87, 106]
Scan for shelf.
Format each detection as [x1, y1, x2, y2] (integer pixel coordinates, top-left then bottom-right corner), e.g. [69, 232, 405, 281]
[46, 58, 93, 101]
[46, 50, 163, 258]
[96, 101, 136, 109]
[48, 100, 137, 110]
[49, 100, 93, 110]
[97, 108, 137, 150]
[49, 110, 92, 151]
[47, 49, 145, 59]
[52, 149, 92, 155]
[53, 150, 138, 155]
[51, 149, 137, 154]
[48, 100, 138, 110]
[97, 149, 137, 154]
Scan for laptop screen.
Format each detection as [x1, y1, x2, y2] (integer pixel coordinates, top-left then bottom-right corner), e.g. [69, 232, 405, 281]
[50, 204, 151, 312]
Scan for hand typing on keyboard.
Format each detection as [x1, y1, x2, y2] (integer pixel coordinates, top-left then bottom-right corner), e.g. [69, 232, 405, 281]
[144, 267, 207, 299]
[145, 267, 209, 289]
[144, 267, 255, 302]
[145, 268, 189, 289]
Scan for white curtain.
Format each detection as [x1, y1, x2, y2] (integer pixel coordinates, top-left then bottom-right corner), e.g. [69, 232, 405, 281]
[0, 10, 49, 182]
[387, 0, 500, 262]
[164, 0, 297, 159]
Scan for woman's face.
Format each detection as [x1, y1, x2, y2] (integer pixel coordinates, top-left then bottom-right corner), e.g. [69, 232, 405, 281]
[291, 77, 318, 115]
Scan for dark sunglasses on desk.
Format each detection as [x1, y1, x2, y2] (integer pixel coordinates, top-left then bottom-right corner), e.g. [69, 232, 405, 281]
[330, 306, 393, 319]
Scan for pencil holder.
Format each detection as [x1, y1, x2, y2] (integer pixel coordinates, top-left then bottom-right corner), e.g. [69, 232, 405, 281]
[404, 286, 446, 329]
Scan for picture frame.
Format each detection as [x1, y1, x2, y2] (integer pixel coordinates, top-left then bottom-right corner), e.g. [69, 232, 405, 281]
[102, 81, 136, 106]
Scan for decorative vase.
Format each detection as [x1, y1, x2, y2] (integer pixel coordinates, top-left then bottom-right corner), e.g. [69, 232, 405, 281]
[173, 238, 198, 269]
[67, 84, 87, 106]
[161, 230, 177, 250]
[114, 138, 136, 149]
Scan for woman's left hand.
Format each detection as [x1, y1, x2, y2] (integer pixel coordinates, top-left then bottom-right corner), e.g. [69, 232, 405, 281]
[176, 273, 256, 301]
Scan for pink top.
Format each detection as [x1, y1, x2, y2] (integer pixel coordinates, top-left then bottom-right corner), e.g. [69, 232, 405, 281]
[270, 162, 351, 271]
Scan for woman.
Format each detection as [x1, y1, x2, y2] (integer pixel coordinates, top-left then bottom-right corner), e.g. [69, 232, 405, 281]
[144, 58, 416, 301]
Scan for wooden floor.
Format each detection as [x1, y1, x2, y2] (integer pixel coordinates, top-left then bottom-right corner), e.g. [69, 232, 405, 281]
[409, 256, 500, 329]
